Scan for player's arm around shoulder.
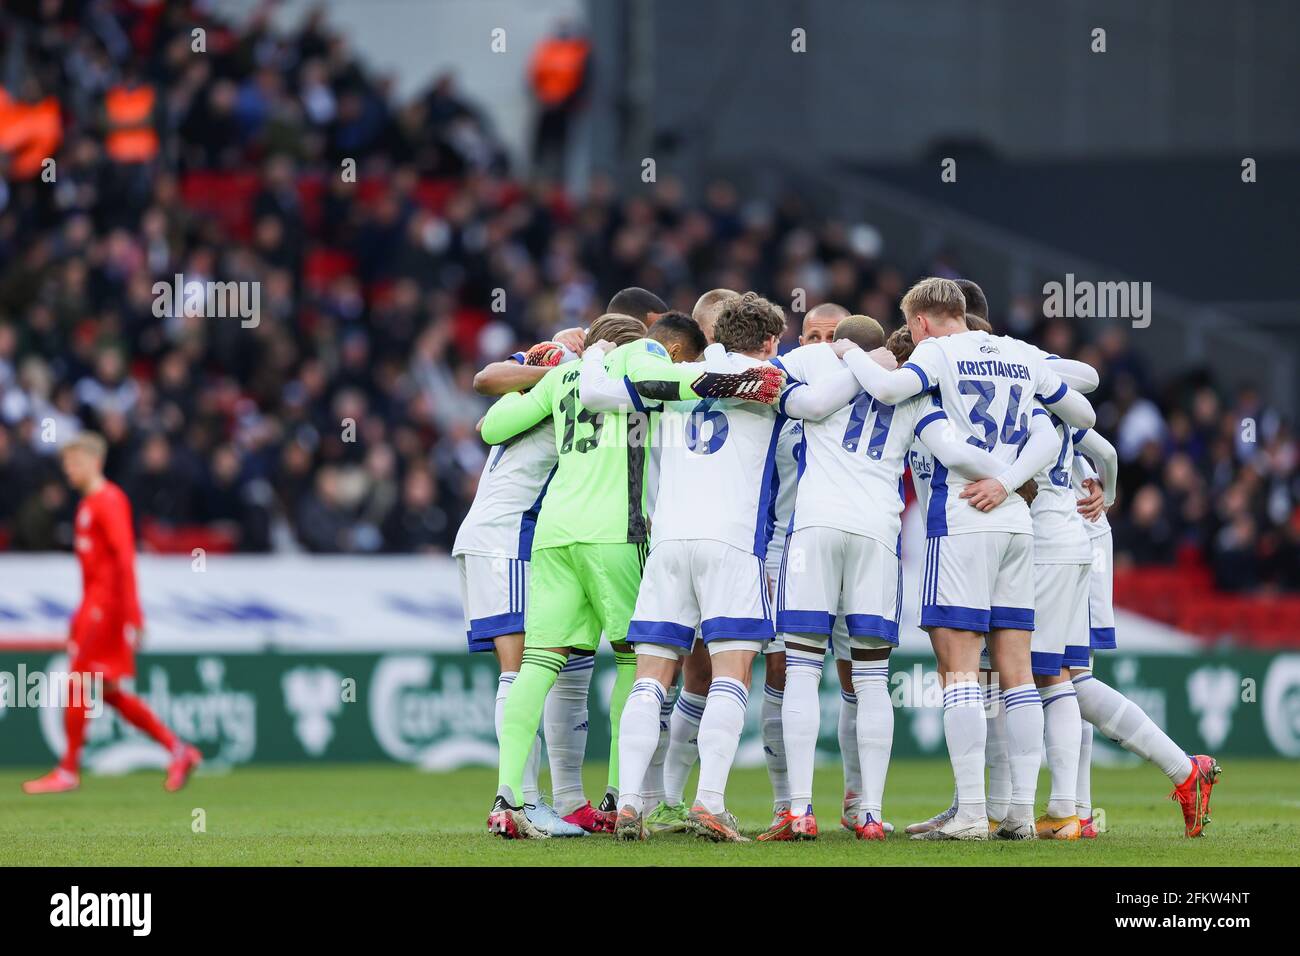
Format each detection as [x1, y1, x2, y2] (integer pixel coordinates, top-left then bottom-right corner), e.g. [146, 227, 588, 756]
[1032, 351, 1096, 429]
[779, 345, 862, 421]
[480, 366, 560, 445]
[1074, 427, 1120, 511]
[839, 337, 923, 406]
[580, 340, 647, 412]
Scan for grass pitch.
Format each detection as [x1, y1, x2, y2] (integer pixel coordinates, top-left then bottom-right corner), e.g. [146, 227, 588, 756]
[0, 759, 1296, 866]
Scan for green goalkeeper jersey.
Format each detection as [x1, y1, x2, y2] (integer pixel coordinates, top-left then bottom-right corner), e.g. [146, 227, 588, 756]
[480, 339, 706, 551]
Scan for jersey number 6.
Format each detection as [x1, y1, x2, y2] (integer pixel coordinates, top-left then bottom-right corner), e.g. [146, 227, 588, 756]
[685, 399, 729, 455]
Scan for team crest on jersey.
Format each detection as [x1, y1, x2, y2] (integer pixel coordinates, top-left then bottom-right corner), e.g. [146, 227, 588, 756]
[644, 340, 668, 359]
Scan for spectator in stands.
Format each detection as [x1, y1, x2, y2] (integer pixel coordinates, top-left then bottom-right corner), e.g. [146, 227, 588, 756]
[0, 0, 1290, 599]
[528, 22, 591, 179]
[1113, 485, 1177, 567]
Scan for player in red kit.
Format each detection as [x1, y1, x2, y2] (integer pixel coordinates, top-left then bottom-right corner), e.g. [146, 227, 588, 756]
[23, 432, 202, 795]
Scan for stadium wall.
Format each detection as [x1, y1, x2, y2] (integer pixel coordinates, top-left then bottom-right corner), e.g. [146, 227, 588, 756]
[0, 557, 1296, 769]
[0, 649, 1294, 770]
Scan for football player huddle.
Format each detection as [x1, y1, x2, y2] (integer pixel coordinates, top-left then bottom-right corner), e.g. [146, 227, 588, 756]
[455, 279, 1220, 843]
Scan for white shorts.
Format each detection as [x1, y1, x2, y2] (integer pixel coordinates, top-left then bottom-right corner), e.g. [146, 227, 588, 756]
[920, 532, 1035, 634]
[627, 539, 773, 656]
[764, 563, 785, 655]
[1087, 530, 1116, 651]
[775, 527, 901, 652]
[1032, 561, 1091, 675]
[456, 554, 528, 653]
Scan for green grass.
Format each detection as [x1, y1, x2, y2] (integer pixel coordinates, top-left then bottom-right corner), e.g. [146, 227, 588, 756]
[0, 759, 1296, 866]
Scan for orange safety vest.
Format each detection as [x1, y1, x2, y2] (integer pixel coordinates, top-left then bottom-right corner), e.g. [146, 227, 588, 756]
[529, 37, 590, 107]
[0, 92, 63, 179]
[105, 85, 159, 163]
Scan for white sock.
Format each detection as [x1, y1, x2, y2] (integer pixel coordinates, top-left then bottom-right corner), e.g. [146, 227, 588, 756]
[664, 689, 705, 805]
[1041, 682, 1082, 818]
[1076, 721, 1094, 819]
[984, 679, 1010, 821]
[543, 655, 593, 814]
[643, 689, 675, 806]
[838, 688, 862, 801]
[942, 680, 987, 822]
[695, 678, 748, 814]
[1002, 683, 1043, 821]
[498, 672, 542, 806]
[761, 683, 789, 809]
[617, 678, 668, 816]
[1074, 672, 1191, 784]
[781, 648, 823, 814]
[850, 663, 891, 820]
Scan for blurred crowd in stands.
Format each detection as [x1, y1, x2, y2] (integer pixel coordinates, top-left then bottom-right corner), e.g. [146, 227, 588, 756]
[0, 1, 1295, 594]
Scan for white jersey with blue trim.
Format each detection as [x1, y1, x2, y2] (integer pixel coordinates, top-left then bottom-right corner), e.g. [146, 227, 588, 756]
[902, 330, 1067, 537]
[765, 417, 804, 574]
[452, 420, 557, 561]
[907, 438, 937, 520]
[1071, 440, 1112, 540]
[775, 343, 934, 549]
[649, 351, 786, 558]
[1028, 405, 1092, 564]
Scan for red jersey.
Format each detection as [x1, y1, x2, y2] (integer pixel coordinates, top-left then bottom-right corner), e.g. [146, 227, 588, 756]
[74, 480, 143, 628]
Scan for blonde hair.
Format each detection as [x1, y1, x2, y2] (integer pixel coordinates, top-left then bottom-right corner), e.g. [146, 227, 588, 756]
[691, 288, 738, 337]
[585, 313, 647, 349]
[64, 431, 108, 461]
[900, 277, 966, 324]
[833, 314, 885, 351]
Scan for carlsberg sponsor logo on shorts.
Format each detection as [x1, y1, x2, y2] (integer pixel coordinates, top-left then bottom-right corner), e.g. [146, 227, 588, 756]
[50, 886, 151, 936]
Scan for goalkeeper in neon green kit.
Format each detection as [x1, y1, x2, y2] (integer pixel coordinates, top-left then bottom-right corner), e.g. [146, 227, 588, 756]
[484, 311, 784, 838]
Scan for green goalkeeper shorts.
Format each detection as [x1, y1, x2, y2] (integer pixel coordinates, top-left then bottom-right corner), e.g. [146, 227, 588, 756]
[525, 542, 647, 650]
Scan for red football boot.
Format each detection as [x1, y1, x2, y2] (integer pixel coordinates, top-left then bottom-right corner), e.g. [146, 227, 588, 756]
[23, 768, 80, 794]
[562, 801, 614, 834]
[1171, 755, 1221, 837]
[757, 808, 797, 842]
[164, 745, 202, 792]
[855, 813, 887, 841]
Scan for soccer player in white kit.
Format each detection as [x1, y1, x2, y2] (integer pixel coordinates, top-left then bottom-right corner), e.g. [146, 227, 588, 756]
[760, 314, 1015, 841]
[840, 277, 1096, 840]
[761, 302, 853, 830]
[652, 290, 810, 833]
[964, 401, 1094, 839]
[455, 336, 590, 837]
[593, 293, 857, 841]
[1064, 427, 1222, 837]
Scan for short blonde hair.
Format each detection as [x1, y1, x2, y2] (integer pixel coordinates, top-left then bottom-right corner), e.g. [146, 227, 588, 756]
[833, 314, 885, 351]
[63, 431, 107, 461]
[900, 277, 966, 323]
[585, 313, 647, 349]
[691, 289, 738, 336]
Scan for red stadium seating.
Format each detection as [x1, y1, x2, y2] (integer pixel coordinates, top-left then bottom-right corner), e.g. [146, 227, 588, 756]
[1114, 565, 1300, 647]
[139, 521, 237, 556]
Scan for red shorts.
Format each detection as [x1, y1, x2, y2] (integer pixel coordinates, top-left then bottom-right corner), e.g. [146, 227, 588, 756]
[69, 604, 135, 681]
